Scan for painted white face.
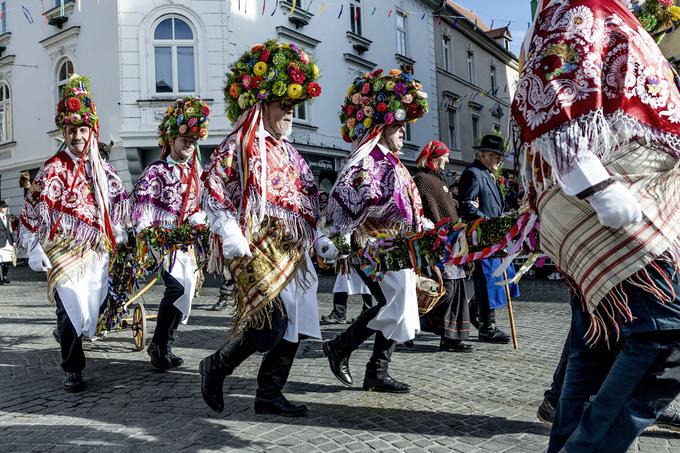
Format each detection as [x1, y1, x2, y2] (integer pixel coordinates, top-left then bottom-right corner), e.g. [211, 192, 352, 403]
[64, 125, 92, 158]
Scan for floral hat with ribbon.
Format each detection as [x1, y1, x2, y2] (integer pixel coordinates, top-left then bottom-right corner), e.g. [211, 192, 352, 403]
[224, 39, 322, 123]
[158, 95, 210, 148]
[629, 0, 680, 34]
[339, 68, 428, 143]
[55, 74, 98, 131]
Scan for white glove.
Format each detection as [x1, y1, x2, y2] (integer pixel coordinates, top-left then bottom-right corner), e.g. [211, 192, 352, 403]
[422, 218, 435, 230]
[188, 211, 207, 226]
[28, 243, 52, 272]
[218, 218, 252, 259]
[114, 226, 128, 246]
[587, 182, 643, 229]
[314, 236, 339, 262]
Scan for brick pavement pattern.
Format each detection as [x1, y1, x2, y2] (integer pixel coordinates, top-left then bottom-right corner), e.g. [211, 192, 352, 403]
[0, 271, 678, 452]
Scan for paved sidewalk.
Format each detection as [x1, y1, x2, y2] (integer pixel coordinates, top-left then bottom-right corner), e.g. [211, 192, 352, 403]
[0, 272, 677, 452]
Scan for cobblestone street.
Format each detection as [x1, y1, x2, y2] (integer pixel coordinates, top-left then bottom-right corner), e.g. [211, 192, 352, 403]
[0, 269, 678, 452]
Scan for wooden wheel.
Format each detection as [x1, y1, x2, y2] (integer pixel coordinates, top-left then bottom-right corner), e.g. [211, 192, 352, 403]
[132, 303, 147, 351]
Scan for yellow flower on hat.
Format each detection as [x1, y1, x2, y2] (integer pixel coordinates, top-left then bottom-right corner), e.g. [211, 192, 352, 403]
[386, 81, 396, 91]
[363, 118, 372, 128]
[311, 64, 320, 78]
[253, 62, 268, 76]
[288, 84, 303, 99]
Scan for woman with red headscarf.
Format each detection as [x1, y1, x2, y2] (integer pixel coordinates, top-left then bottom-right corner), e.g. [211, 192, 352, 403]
[413, 141, 472, 352]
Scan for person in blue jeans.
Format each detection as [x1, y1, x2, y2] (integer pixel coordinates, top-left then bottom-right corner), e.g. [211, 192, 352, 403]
[548, 259, 680, 452]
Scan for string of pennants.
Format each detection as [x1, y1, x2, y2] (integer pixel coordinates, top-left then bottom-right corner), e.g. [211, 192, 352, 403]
[8, 1, 531, 30]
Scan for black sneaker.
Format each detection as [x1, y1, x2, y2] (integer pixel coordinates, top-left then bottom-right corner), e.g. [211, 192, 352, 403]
[537, 398, 556, 425]
[646, 406, 680, 433]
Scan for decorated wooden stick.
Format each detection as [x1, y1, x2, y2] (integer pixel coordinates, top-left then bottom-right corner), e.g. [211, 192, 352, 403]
[503, 270, 519, 350]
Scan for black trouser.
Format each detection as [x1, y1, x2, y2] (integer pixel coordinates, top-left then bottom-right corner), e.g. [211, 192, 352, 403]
[471, 263, 495, 328]
[152, 271, 184, 349]
[330, 266, 397, 378]
[55, 292, 85, 373]
[331, 291, 373, 319]
[0, 262, 9, 280]
[205, 303, 300, 400]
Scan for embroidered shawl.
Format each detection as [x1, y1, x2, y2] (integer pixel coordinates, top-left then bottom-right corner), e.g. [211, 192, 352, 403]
[20, 150, 129, 251]
[327, 144, 424, 238]
[512, 0, 680, 192]
[133, 159, 201, 228]
[202, 130, 319, 246]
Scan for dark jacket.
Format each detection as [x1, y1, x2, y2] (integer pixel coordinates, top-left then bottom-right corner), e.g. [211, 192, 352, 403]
[413, 169, 458, 223]
[0, 214, 12, 248]
[458, 160, 505, 220]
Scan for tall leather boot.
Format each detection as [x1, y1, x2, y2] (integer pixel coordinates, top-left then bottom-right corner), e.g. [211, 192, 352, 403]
[166, 311, 184, 367]
[323, 304, 381, 386]
[199, 337, 256, 413]
[254, 339, 306, 417]
[363, 332, 410, 393]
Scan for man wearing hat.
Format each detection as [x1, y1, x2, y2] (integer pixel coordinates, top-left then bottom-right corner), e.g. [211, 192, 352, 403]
[199, 40, 330, 417]
[132, 95, 210, 370]
[19, 74, 130, 392]
[458, 134, 518, 344]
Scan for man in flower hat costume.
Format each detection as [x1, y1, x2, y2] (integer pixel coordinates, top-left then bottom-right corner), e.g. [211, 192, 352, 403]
[132, 95, 210, 370]
[199, 40, 331, 417]
[512, 0, 680, 450]
[323, 68, 428, 393]
[19, 74, 130, 392]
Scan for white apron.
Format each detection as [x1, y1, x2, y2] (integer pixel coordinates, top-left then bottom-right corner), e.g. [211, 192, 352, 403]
[333, 268, 371, 295]
[278, 254, 321, 342]
[55, 251, 109, 338]
[367, 269, 420, 342]
[167, 249, 198, 323]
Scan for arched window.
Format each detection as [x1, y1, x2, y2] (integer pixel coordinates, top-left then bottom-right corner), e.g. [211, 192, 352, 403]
[56, 58, 74, 100]
[0, 81, 12, 143]
[153, 16, 196, 94]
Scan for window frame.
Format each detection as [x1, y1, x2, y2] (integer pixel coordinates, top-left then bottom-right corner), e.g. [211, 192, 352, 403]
[292, 101, 310, 125]
[56, 58, 75, 104]
[442, 35, 451, 72]
[1, 2, 6, 34]
[471, 114, 480, 145]
[0, 81, 11, 144]
[404, 122, 412, 144]
[447, 106, 458, 150]
[151, 15, 198, 95]
[349, 0, 363, 36]
[395, 10, 408, 56]
[467, 49, 476, 85]
[490, 65, 497, 94]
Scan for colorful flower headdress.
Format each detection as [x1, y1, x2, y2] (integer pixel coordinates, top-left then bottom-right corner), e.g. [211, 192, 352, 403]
[629, 0, 680, 35]
[55, 74, 98, 131]
[224, 39, 322, 123]
[158, 95, 210, 148]
[339, 68, 428, 143]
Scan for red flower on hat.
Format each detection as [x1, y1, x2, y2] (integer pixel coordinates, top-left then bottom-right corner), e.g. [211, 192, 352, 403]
[307, 82, 321, 97]
[202, 105, 210, 116]
[251, 76, 264, 90]
[376, 102, 388, 113]
[66, 97, 82, 112]
[260, 49, 271, 62]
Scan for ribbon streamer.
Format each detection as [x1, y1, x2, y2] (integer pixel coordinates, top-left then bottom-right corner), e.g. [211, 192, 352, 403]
[22, 6, 34, 24]
[290, 0, 297, 16]
[337, 3, 343, 19]
[262, 0, 266, 15]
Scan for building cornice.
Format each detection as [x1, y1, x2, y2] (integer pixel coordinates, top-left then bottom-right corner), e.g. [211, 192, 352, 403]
[39, 26, 81, 49]
[275, 26, 320, 48]
[343, 53, 376, 71]
[436, 67, 511, 108]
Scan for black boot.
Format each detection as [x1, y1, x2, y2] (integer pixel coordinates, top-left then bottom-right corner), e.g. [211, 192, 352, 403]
[148, 342, 172, 370]
[440, 338, 474, 352]
[254, 394, 307, 417]
[362, 333, 410, 393]
[63, 371, 85, 393]
[478, 323, 511, 344]
[322, 293, 348, 324]
[199, 338, 256, 413]
[322, 340, 352, 386]
[255, 339, 306, 417]
[166, 313, 184, 368]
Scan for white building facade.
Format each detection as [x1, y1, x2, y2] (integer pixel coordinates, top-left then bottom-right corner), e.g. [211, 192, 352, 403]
[434, 1, 519, 175]
[0, 0, 445, 212]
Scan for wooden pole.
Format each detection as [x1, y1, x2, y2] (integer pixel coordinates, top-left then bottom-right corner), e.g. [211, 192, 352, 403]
[124, 277, 158, 310]
[503, 271, 519, 350]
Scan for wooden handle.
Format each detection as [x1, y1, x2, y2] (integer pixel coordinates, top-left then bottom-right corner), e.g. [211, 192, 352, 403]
[503, 271, 519, 350]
